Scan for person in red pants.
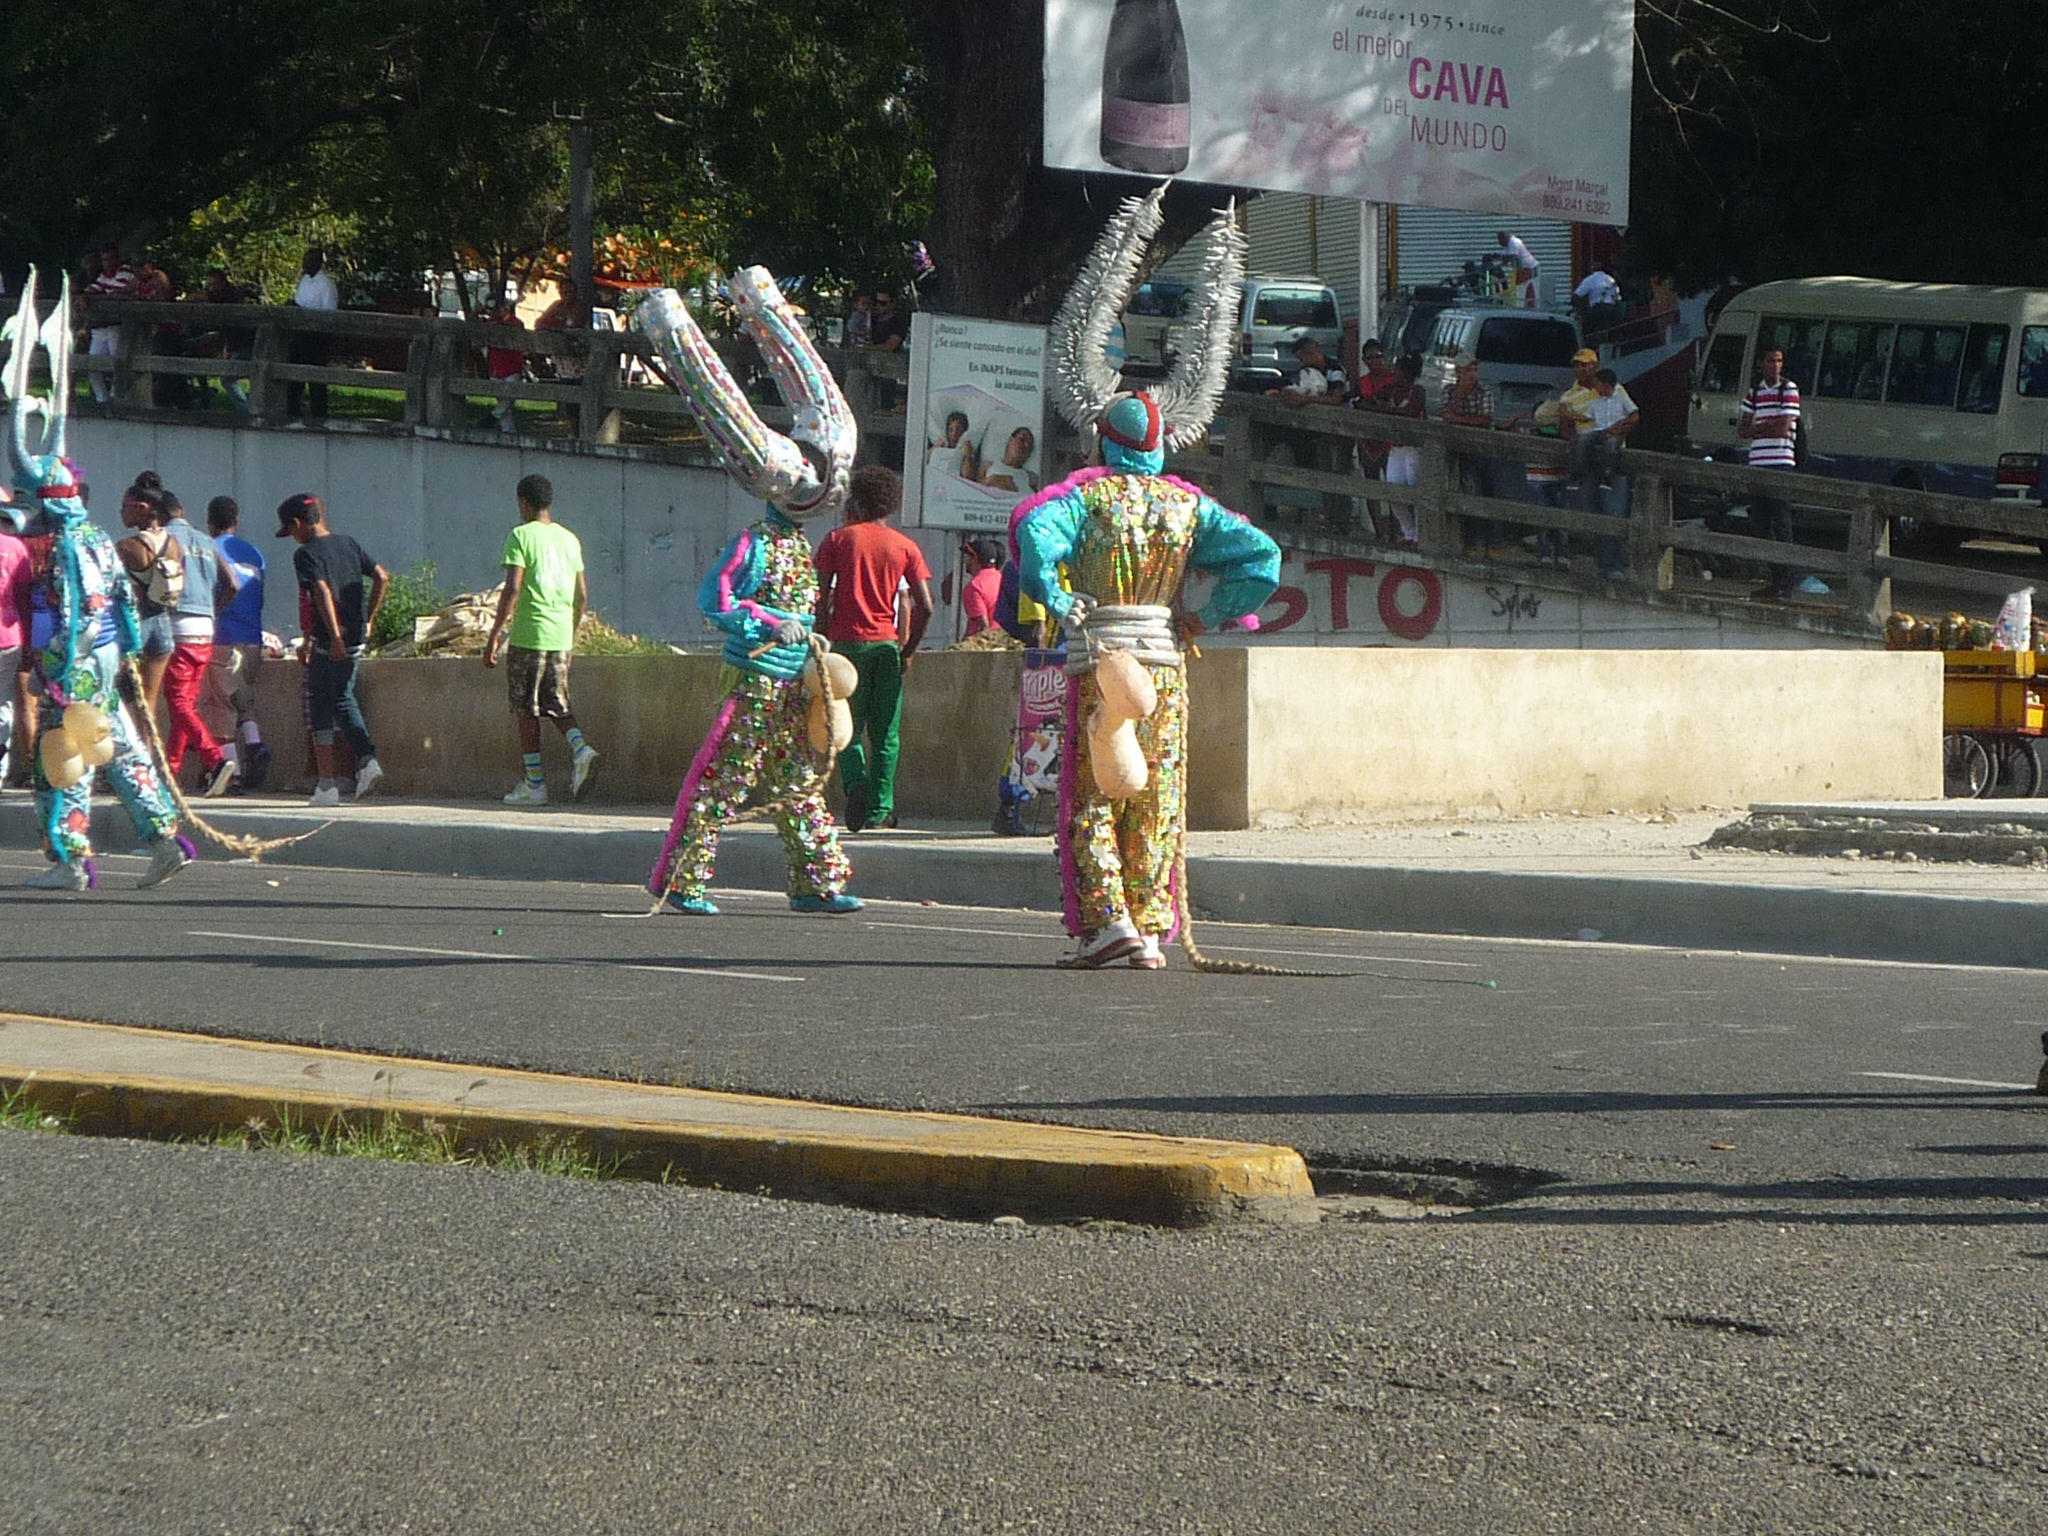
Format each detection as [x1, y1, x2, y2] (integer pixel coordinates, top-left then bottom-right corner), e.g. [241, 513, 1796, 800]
[159, 488, 240, 795]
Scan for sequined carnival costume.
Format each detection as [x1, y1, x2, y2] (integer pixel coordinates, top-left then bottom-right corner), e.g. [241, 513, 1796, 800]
[1017, 187, 1280, 969]
[1, 269, 190, 891]
[639, 268, 861, 916]
[1013, 396, 1277, 968]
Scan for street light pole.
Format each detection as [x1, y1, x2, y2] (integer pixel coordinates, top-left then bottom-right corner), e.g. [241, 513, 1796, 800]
[570, 122, 594, 302]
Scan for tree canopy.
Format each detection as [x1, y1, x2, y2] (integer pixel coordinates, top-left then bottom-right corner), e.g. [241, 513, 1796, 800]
[0, 1, 2041, 316]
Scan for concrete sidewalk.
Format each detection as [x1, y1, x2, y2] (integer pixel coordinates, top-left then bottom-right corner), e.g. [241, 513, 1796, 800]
[0, 1013, 1315, 1227]
[6, 791, 2048, 968]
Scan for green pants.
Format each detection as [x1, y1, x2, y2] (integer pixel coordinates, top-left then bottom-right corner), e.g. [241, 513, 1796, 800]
[835, 639, 904, 815]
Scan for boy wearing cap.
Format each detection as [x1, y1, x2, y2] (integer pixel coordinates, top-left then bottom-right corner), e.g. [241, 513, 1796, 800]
[278, 493, 388, 807]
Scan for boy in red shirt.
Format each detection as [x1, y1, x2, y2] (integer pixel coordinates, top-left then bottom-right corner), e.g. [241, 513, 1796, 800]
[813, 467, 932, 831]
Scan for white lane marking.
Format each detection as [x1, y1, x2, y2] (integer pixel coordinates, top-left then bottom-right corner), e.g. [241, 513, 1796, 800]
[1856, 1071, 2036, 1091]
[858, 919, 1479, 969]
[186, 930, 799, 985]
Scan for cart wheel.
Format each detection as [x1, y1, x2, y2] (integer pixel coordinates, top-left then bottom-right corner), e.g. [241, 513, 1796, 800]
[1990, 736, 2045, 798]
[1944, 732, 1992, 799]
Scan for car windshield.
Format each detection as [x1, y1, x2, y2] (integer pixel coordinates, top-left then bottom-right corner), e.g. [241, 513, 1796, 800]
[1129, 283, 1189, 318]
[1252, 289, 1337, 329]
[1475, 317, 1578, 367]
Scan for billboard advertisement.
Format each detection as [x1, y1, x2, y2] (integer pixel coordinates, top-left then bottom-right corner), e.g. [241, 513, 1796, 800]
[903, 314, 1050, 533]
[1044, 0, 1635, 226]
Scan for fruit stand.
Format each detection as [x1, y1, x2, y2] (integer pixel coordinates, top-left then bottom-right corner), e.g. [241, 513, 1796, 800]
[1941, 650, 2044, 798]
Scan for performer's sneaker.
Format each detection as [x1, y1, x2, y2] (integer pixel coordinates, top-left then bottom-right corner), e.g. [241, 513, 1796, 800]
[353, 758, 386, 800]
[503, 780, 549, 807]
[666, 893, 719, 916]
[138, 836, 190, 890]
[24, 860, 88, 892]
[571, 745, 601, 800]
[791, 893, 864, 915]
[1057, 918, 1144, 969]
[1127, 935, 1166, 970]
[308, 783, 342, 808]
[202, 759, 238, 799]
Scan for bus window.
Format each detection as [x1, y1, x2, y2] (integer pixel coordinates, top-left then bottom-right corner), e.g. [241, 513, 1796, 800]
[1816, 322, 1896, 400]
[1759, 314, 1827, 391]
[1887, 324, 1967, 407]
[1698, 332, 1746, 395]
[1957, 323, 2010, 414]
[2021, 327, 2048, 398]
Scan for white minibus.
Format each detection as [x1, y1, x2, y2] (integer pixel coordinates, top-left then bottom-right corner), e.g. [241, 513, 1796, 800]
[1690, 278, 2048, 540]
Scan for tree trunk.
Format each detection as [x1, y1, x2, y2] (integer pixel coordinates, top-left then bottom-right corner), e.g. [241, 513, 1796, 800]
[904, 0, 1245, 322]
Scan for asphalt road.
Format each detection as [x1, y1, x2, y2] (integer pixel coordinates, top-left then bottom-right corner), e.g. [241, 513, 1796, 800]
[2, 856, 2045, 1532]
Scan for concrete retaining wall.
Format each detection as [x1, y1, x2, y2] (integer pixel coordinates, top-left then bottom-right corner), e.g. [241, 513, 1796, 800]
[240, 648, 1942, 826]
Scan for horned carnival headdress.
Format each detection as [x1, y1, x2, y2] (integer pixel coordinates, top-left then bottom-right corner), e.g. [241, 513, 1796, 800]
[0, 265, 78, 530]
[638, 267, 855, 522]
[1047, 185, 1245, 451]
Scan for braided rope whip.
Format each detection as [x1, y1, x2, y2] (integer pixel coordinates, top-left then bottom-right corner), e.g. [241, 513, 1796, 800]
[120, 658, 335, 860]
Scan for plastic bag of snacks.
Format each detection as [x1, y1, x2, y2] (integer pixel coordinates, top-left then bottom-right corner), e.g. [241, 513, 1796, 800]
[1993, 587, 2034, 651]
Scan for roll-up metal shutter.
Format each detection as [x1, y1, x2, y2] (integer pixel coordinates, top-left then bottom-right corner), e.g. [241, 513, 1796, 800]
[1394, 210, 1572, 306]
[1152, 195, 1390, 321]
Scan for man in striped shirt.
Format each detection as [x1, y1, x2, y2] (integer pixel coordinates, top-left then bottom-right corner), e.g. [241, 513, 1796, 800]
[1739, 346, 1825, 599]
[86, 245, 136, 404]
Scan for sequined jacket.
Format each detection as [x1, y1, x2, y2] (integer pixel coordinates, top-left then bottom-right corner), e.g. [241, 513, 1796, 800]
[697, 511, 817, 681]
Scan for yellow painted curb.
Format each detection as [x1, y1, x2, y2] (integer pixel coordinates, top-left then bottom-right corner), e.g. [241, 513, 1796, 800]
[0, 1014, 1316, 1227]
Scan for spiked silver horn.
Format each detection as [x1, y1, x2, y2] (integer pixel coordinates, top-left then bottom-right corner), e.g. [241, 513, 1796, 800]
[1045, 187, 1246, 450]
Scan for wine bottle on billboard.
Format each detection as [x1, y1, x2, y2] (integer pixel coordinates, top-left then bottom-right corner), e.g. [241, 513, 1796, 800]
[1100, 0, 1190, 174]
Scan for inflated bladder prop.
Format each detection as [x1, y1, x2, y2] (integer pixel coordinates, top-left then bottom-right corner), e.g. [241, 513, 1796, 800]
[804, 650, 857, 755]
[38, 726, 86, 789]
[1086, 649, 1157, 800]
[62, 701, 114, 767]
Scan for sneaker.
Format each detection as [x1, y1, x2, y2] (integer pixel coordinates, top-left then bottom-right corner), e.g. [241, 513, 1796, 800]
[353, 758, 385, 800]
[24, 860, 88, 892]
[665, 893, 719, 916]
[244, 743, 273, 792]
[202, 759, 238, 799]
[1057, 917, 1144, 969]
[571, 745, 600, 800]
[875, 810, 899, 830]
[503, 779, 549, 807]
[1796, 575, 1832, 596]
[138, 836, 190, 890]
[791, 893, 864, 914]
[992, 805, 1028, 837]
[1127, 935, 1166, 970]
[308, 783, 342, 808]
[844, 784, 870, 834]
[1536, 552, 1555, 569]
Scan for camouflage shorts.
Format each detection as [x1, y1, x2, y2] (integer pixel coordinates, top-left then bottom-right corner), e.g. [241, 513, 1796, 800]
[506, 645, 572, 719]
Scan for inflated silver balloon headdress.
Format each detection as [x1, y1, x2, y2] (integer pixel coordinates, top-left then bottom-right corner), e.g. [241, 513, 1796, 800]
[1046, 185, 1245, 450]
[1, 266, 82, 533]
[639, 268, 855, 521]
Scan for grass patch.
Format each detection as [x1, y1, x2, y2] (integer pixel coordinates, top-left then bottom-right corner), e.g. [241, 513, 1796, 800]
[208, 1106, 619, 1180]
[0, 1083, 71, 1135]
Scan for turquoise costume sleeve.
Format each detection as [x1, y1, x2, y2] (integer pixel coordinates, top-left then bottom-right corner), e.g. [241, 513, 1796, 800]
[1014, 493, 1089, 623]
[108, 543, 141, 655]
[697, 525, 809, 679]
[1188, 498, 1282, 629]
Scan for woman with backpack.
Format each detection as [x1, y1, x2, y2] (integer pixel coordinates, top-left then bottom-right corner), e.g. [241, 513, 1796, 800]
[114, 474, 179, 712]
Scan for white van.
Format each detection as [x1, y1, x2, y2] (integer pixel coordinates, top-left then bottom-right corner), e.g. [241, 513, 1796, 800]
[1168, 275, 1343, 394]
[1690, 277, 2048, 513]
[1418, 308, 1581, 417]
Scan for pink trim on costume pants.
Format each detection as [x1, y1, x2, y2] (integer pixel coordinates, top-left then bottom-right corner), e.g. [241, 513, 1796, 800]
[1055, 681, 1084, 937]
[649, 693, 740, 893]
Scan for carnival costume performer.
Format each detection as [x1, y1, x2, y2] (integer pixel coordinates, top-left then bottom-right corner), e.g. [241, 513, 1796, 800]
[2, 270, 191, 891]
[1013, 189, 1281, 969]
[639, 269, 862, 916]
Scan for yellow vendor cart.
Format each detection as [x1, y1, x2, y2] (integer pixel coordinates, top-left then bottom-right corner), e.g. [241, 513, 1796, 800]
[1943, 650, 2046, 797]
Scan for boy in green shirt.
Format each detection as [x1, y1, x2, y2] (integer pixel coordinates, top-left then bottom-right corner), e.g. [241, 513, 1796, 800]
[483, 474, 599, 804]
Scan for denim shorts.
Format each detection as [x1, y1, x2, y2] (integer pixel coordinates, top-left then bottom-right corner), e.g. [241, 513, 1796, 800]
[136, 611, 175, 657]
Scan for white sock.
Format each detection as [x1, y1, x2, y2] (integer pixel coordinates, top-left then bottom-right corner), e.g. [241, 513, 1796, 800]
[241, 721, 262, 745]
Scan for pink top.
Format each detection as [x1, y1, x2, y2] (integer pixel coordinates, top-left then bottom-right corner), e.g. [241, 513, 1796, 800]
[962, 565, 1001, 635]
[0, 530, 31, 650]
